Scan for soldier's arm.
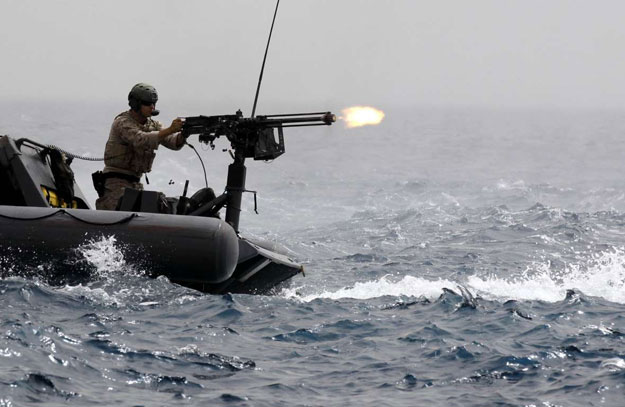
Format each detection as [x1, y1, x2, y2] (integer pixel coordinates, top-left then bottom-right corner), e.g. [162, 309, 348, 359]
[160, 133, 186, 151]
[158, 118, 185, 150]
[116, 117, 181, 150]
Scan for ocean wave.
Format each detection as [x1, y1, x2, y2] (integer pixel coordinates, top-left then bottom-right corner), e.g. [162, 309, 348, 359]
[468, 247, 625, 303]
[284, 246, 625, 305]
[282, 275, 456, 302]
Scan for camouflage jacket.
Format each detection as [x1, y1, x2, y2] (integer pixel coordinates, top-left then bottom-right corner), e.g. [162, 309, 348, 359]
[103, 110, 184, 177]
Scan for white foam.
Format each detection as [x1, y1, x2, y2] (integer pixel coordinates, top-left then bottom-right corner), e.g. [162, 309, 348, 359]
[61, 283, 119, 307]
[75, 235, 129, 278]
[494, 179, 527, 191]
[285, 248, 625, 304]
[468, 248, 625, 303]
[600, 358, 625, 370]
[283, 275, 455, 302]
[59, 236, 147, 306]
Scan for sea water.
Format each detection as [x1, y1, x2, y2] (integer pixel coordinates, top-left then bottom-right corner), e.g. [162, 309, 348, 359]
[1, 102, 625, 406]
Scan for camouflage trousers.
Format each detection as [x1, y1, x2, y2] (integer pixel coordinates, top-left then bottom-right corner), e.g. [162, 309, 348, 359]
[95, 177, 143, 210]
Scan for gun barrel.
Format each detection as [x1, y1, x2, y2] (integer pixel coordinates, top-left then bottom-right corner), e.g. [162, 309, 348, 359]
[181, 111, 335, 139]
[263, 112, 330, 117]
[260, 112, 336, 126]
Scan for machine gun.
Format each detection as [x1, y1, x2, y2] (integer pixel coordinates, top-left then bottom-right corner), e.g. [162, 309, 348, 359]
[180, 110, 336, 232]
[182, 110, 335, 160]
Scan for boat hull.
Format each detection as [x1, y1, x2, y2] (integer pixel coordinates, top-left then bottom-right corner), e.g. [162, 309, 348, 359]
[0, 206, 240, 285]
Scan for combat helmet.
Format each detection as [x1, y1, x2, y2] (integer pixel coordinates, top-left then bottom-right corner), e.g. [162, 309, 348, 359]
[128, 83, 158, 111]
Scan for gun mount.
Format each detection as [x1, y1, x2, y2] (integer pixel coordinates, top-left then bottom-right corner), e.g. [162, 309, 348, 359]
[181, 110, 335, 232]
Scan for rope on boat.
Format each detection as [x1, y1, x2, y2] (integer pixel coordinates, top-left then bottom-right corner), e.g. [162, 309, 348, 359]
[16, 138, 105, 161]
[0, 209, 138, 225]
[46, 145, 105, 162]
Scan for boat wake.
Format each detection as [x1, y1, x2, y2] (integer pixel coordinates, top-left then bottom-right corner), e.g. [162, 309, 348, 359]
[285, 248, 625, 305]
[469, 247, 625, 304]
[282, 276, 455, 302]
[6, 231, 625, 306]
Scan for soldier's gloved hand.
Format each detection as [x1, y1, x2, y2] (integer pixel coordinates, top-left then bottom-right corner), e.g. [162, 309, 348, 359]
[170, 117, 184, 133]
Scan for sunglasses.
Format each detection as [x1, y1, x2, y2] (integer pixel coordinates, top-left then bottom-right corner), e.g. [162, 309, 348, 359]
[141, 101, 157, 106]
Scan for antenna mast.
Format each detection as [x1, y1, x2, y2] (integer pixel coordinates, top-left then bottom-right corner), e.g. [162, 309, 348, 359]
[251, 0, 281, 118]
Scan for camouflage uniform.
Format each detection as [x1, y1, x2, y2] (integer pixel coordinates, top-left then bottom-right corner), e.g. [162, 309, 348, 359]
[95, 111, 185, 210]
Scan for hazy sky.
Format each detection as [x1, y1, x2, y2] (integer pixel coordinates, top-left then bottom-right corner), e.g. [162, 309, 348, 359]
[1, 0, 625, 111]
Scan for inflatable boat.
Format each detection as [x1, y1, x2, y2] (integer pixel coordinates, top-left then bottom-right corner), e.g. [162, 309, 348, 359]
[0, 111, 335, 294]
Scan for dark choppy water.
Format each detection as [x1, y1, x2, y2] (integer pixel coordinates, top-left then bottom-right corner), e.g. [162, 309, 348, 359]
[1, 102, 625, 406]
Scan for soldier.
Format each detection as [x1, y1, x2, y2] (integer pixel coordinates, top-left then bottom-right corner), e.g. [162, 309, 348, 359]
[95, 83, 185, 210]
